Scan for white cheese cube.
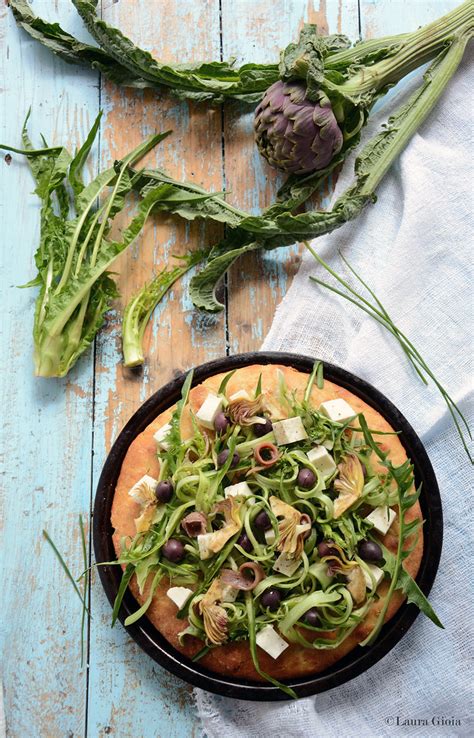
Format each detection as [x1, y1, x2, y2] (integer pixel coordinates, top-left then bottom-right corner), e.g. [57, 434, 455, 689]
[153, 423, 172, 451]
[224, 481, 253, 498]
[221, 584, 239, 602]
[306, 445, 337, 477]
[195, 393, 223, 429]
[197, 532, 215, 560]
[273, 552, 301, 577]
[166, 586, 193, 609]
[264, 529, 276, 545]
[365, 506, 397, 535]
[128, 474, 158, 503]
[273, 417, 308, 446]
[363, 564, 385, 590]
[256, 625, 289, 660]
[319, 398, 357, 423]
[229, 389, 251, 402]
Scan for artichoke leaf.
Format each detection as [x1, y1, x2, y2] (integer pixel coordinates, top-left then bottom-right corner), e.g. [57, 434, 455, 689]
[199, 578, 229, 645]
[202, 497, 242, 557]
[227, 393, 267, 426]
[333, 453, 364, 518]
[130, 478, 165, 533]
[269, 496, 310, 559]
[134, 503, 165, 534]
[346, 564, 366, 605]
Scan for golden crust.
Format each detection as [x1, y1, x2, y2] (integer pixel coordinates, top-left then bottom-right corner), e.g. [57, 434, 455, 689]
[111, 364, 424, 681]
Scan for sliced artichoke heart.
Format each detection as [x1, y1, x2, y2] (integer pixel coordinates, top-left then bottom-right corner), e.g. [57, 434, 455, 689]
[227, 393, 267, 426]
[134, 504, 165, 534]
[269, 496, 309, 559]
[333, 454, 364, 518]
[129, 476, 164, 533]
[346, 565, 366, 605]
[199, 578, 229, 645]
[198, 497, 242, 559]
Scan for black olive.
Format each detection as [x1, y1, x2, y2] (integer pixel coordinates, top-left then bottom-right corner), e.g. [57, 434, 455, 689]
[254, 510, 272, 531]
[217, 448, 240, 468]
[304, 607, 320, 627]
[317, 540, 339, 558]
[214, 412, 229, 433]
[297, 468, 316, 489]
[162, 538, 185, 563]
[237, 532, 253, 553]
[358, 540, 383, 562]
[253, 418, 273, 437]
[260, 588, 281, 610]
[155, 480, 173, 503]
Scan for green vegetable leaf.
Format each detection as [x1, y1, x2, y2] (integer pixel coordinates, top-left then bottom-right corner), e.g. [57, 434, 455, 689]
[122, 251, 205, 367]
[124, 569, 162, 626]
[112, 564, 134, 627]
[136, 168, 247, 227]
[10, 0, 151, 88]
[217, 370, 237, 396]
[69, 111, 102, 197]
[381, 547, 443, 629]
[190, 239, 264, 312]
[2, 115, 222, 376]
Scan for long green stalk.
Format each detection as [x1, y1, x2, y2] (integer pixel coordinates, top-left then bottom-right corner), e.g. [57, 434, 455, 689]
[305, 243, 472, 463]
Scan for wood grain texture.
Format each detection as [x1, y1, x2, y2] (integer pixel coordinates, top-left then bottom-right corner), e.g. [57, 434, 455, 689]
[88, 2, 223, 736]
[0, 4, 100, 737]
[0, 1, 458, 736]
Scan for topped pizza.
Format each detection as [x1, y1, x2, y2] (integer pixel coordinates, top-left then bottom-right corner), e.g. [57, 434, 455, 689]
[111, 362, 439, 697]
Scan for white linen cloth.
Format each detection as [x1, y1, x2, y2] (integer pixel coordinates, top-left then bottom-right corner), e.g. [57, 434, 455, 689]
[195, 51, 473, 738]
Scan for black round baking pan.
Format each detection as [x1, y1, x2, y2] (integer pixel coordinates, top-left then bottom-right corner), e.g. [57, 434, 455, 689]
[93, 351, 443, 700]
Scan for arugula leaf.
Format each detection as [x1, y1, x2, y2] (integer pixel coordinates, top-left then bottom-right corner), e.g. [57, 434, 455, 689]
[381, 547, 443, 629]
[357, 419, 443, 644]
[124, 569, 163, 626]
[217, 370, 237, 396]
[304, 360, 321, 403]
[112, 564, 134, 627]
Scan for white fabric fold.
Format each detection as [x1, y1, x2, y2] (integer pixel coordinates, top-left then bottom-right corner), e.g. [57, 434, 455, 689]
[195, 51, 473, 738]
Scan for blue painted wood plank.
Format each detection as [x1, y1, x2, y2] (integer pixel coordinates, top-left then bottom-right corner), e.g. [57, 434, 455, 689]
[87, 2, 224, 736]
[0, 3, 100, 736]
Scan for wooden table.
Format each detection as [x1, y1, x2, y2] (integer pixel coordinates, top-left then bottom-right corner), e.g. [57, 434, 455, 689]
[1, 2, 454, 735]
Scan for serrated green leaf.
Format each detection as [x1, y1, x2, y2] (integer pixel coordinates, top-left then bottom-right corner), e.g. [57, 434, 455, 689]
[382, 547, 443, 629]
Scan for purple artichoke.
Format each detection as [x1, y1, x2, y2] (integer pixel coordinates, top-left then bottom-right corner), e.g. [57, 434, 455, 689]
[254, 80, 343, 175]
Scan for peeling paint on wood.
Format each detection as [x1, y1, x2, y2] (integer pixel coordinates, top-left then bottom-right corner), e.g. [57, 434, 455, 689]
[0, 1, 456, 736]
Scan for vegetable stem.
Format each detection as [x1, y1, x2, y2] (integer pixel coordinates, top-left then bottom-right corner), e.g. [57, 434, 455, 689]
[339, 0, 473, 99]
